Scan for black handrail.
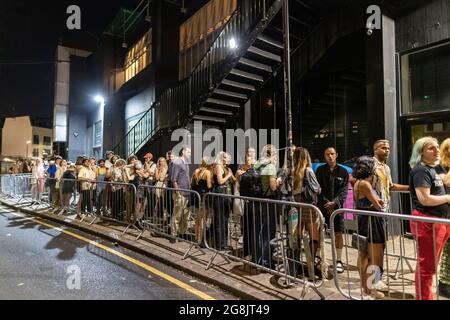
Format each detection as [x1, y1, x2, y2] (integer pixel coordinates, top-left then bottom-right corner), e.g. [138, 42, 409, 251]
[113, 0, 274, 158]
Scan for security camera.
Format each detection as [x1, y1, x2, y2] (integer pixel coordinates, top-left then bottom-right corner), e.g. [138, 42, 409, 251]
[366, 21, 374, 36]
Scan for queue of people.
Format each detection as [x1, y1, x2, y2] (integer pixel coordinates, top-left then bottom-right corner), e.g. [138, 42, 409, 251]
[6, 136, 450, 301]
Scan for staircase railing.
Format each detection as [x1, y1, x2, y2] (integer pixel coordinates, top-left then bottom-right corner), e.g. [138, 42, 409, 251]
[113, 0, 277, 157]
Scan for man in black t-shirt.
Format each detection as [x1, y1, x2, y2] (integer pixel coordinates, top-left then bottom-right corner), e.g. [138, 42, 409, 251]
[316, 147, 348, 273]
[409, 137, 450, 300]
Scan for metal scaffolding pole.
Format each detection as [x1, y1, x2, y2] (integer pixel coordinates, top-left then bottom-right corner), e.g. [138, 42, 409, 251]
[282, 0, 294, 196]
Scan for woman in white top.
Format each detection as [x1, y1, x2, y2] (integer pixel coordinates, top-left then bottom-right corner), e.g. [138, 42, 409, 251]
[31, 158, 45, 203]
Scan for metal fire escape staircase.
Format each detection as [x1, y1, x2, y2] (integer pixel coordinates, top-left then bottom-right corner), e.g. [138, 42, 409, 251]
[113, 0, 285, 158]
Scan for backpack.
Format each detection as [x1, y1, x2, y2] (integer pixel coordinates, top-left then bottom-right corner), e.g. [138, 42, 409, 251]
[239, 164, 269, 198]
[301, 168, 321, 205]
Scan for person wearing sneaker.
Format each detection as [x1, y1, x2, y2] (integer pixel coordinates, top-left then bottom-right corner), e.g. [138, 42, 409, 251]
[316, 147, 349, 274]
[409, 137, 450, 300]
[435, 138, 450, 298]
[353, 156, 386, 299]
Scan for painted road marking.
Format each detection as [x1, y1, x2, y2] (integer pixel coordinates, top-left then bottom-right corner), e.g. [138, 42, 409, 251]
[4, 210, 216, 300]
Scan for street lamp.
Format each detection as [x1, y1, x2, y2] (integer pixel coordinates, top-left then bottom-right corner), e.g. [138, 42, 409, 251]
[26, 141, 31, 158]
[94, 95, 105, 106]
[93, 95, 106, 157]
[229, 37, 238, 50]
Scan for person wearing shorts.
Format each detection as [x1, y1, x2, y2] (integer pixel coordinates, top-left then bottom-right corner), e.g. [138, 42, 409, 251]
[316, 147, 349, 273]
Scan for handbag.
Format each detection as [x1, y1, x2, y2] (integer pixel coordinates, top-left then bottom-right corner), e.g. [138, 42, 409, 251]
[351, 182, 368, 253]
[301, 168, 321, 205]
[351, 233, 368, 253]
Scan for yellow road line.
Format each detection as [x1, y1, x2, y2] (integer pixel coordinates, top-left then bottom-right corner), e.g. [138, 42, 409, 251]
[6, 211, 216, 300]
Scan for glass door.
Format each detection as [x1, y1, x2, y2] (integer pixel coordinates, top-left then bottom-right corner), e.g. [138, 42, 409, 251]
[400, 110, 450, 182]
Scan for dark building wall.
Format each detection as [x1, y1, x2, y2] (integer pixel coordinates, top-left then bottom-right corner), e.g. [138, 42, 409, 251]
[102, 30, 156, 154]
[68, 111, 87, 161]
[291, 4, 365, 84]
[153, 1, 183, 96]
[103, 95, 124, 154]
[396, 0, 450, 53]
[67, 56, 94, 161]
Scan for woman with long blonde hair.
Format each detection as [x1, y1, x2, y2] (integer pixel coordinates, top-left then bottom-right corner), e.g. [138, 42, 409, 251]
[192, 156, 213, 246]
[436, 138, 450, 298]
[154, 157, 168, 225]
[212, 151, 235, 250]
[293, 147, 322, 277]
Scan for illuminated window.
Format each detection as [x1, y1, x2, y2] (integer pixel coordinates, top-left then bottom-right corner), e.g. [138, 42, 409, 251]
[179, 0, 237, 79]
[125, 30, 152, 82]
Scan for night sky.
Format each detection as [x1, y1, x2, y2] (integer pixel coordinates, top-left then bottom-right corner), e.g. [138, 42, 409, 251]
[0, 0, 137, 121]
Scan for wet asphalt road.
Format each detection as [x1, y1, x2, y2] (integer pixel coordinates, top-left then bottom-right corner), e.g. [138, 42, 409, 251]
[0, 205, 236, 300]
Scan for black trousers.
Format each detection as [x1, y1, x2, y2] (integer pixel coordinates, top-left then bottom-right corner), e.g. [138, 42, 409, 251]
[244, 201, 277, 268]
[212, 197, 231, 250]
[111, 189, 125, 220]
[80, 190, 92, 213]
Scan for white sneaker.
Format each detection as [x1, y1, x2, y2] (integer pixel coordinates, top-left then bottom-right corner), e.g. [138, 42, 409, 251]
[374, 280, 389, 292]
[362, 290, 385, 300]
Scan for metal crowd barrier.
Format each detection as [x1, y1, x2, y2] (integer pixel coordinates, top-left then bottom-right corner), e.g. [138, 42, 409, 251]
[57, 178, 139, 233]
[0, 174, 12, 196]
[0, 174, 32, 199]
[58, 178, 79, 215]
[136, 184, 202, 259]
[89, 180, 138, 232]
[330, 208, 450, 300]
[384, 191, 417, 281]
[202, 192, 329, 300]
[329, 191, 417, 281]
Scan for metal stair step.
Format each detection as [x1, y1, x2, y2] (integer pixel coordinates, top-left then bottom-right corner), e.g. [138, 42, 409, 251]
[199, 107, 234, 116]
[213, 89, 248, 100]
[230, 68, 264, 82]
[248, 46, 282, 62]
[239, 58, 272, 72]
[206, 98, 240, 108]
[193, 115, 227, 123]
[221, 79, 256, 91]
[257, 34, 283, 49]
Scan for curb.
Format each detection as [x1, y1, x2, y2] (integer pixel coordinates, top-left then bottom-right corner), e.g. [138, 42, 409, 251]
[0, 199, 283, 300]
